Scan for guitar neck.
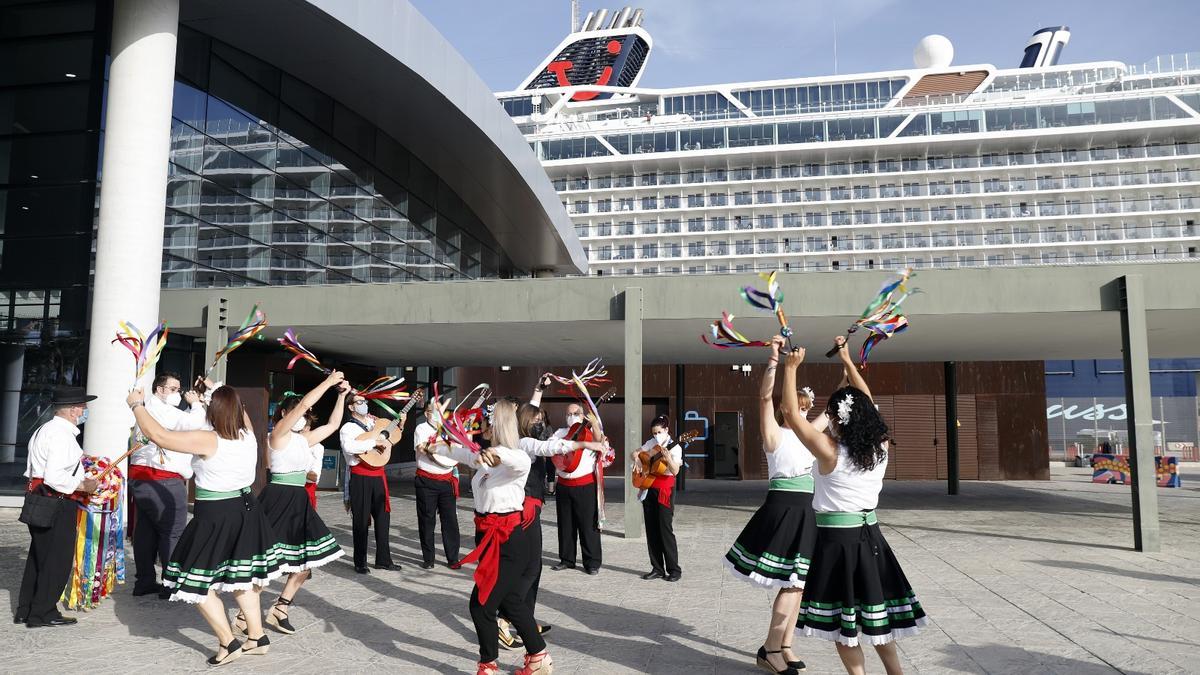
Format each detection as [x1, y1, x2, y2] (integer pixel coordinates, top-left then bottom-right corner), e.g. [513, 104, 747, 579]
[382, 395, 422, 437]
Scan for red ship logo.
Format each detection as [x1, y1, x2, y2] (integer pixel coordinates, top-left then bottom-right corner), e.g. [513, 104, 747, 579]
[545, 39, 622, 101]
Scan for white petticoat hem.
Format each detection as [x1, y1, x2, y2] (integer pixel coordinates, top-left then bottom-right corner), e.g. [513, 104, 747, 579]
[796, 617, 928, 647]
[164, 568, 287, 604]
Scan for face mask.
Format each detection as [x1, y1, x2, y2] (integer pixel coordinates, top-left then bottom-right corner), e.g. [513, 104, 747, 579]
[654, 431, 669, 446]
[566, 414, 582, 427]
[291, 417, 307, 433]
[353, 402, 369, 416]
[165, 392, 182, 407]
[77, 409, 89, 426]
[530, 422, 546, 439]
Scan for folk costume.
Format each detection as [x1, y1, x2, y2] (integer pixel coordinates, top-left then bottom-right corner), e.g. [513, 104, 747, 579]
[340, 416, 394, 571]
[414, 420, 461, 568]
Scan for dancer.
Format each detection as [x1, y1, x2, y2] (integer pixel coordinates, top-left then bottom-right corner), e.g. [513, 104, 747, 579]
[430, 396, 553, 675]
[414, 399, 461, 569]
[16, 386, 99, 628]
[634, 416, 683, 582]
[128, 385, 282, 666]
[781, 339, 926, 675]
[724, 336, 820, 675]
[128, 372, 207, 599]
[245, 371, 348, 635]
[340, 392, 398, 574]
[549, 399, 602, 575]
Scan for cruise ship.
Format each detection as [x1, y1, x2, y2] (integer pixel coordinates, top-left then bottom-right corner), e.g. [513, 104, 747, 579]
[496, 9, 1200, 276]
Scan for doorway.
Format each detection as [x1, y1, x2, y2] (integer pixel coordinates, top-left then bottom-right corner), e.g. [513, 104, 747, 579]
[711, 411, 742, 479]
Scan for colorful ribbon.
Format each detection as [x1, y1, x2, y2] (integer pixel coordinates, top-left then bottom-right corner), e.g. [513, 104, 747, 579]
[61, 455, 126, 610]
[112, 321, 169, 382]
[430, 382, 481, 453]
[278, 328, 328, 373]
[741, 270, 793, 346]
[701, 311, 772, 350]
[847, 268, 918, 367]
[206, 305, 267, 375]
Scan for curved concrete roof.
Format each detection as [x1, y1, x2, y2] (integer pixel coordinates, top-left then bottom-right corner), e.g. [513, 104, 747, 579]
[180, 0, 586, 275]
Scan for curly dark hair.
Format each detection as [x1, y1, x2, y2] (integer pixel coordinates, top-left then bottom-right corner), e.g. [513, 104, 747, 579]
[824, 386, 889, 472]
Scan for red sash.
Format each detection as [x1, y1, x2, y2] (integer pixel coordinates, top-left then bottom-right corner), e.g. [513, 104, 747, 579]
[350, 463, 390, 512]
[557, 473, 595, 488]
[452, 511, 521, 605]
[521, 496, 543, 529]
[650, 474, 675, 508]
[304, 481, 318, 509]
[129, 465, 183, 482]
[416, 468, 459, 499]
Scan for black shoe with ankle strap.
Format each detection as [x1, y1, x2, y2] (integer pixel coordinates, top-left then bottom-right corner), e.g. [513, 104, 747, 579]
[756, 645, 799, 675]
[267, 596, 296, 635]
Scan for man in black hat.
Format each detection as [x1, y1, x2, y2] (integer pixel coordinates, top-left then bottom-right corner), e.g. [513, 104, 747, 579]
[16, 386, 100, 628]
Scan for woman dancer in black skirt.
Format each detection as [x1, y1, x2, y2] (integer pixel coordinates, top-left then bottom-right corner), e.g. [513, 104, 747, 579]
[239, 370, 349, 635]
[128, 385, 282, 666]
[780, 338, 926, 675]
[724, 336, 821, 675]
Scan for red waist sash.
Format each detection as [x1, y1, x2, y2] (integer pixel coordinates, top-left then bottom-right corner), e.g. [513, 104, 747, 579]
[451, 511, 521, 605]
[304, 481, 317, 509]
[129, 465, 183, 482]
[416, 468, 459, 499]
[521, 495, 543, 529]
[650, 474, 676, 508]
[350, 463, 390, 512]
[557, 473, 595, 488]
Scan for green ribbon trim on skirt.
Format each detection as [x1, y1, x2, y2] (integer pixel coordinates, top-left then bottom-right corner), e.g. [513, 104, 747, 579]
[768, 474, 815, 492]
[814, 510, 878, 528]
[269, 471, 308, 486]
[195, 486, 252, 501]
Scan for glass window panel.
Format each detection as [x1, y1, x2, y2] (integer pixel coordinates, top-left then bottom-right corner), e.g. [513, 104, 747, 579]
[0, 35, 93, 86]
[0, 83, 91, 134]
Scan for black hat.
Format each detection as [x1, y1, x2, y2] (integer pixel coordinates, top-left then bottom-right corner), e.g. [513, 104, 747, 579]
[51, 386, 97, 406]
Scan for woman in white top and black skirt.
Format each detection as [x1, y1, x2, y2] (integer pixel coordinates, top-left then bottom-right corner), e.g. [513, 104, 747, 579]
[724, 336, 821, 675]
[127, 385, 283, 667]
[243, 371, 349, 635]
[780, 338, 926, 675]
[430, 396, 553, 675]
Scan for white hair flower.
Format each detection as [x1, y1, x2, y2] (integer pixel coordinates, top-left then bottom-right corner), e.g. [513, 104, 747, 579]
[836, 393, 855, 425]
[800, 387, 815, 403]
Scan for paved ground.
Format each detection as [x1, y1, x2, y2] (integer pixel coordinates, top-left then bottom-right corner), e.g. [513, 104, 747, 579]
[1, 466, 1198, 674]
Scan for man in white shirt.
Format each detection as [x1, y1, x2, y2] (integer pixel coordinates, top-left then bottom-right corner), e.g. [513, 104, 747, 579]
[339, 393, 397, 574]
[17, 386, 100, 628]
[413, 401, 460, 569]
[129, 372, 208, 599]
[549, 402, 603, 574]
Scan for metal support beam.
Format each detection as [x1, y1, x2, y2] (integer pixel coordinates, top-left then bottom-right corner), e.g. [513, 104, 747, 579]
[1118, 274, 1160, 553]
[203, 297, 229, 384]
[623, 287, 644, 539]
[945, 361, 959, 496]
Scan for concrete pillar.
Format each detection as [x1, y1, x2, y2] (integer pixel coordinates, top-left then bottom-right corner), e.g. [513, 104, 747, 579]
[1118, 274, 1160, 553]
[623, 287, 644, 539]
[203, 297, 229, 384]
[0, 345, 25, 464]
[83, 0, 180, 455]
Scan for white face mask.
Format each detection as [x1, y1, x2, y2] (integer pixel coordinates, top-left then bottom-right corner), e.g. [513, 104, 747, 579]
[566, 414, 583, 427]
[353, 402, 369, 416]
[290, 417, 307, 433]
[165, 392, 182, 407]
[654, 431, 670, 446]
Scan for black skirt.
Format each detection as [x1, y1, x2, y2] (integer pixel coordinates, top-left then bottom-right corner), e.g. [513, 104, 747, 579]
[258, 481, 344, 573]
[796, 521, 926, 646]
[724, 489, 817, 589]
[162, 492, 285, 604]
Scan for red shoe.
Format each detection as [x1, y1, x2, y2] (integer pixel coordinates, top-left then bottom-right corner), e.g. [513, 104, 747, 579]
[477, 661, 500, 675]
[514, 650, 553, 675]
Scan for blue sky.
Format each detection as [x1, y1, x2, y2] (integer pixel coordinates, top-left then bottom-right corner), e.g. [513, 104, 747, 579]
[409, 0, 1200, 90]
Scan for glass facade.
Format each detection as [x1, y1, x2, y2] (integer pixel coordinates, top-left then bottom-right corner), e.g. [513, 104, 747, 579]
[163, 27, 511, 286]
[0, 0, 104, 494]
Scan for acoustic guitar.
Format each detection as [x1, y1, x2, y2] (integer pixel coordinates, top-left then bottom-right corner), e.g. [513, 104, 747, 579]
[358, 388, 425, 468]
[551, 388, 617, 473]
[631, 430, 700, 490]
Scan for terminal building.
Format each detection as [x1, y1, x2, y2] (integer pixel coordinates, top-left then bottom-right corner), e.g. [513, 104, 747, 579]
[1, 1, 1196, 501]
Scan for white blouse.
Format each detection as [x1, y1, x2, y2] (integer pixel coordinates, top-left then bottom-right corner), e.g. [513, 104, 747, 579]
[192, 430, 258, 492]
[268, 431, 312, 474]
[414, 421, 456, 474]
[811, 443, 889, 513]
[766, 428, 816, 479]
[25, 416, 86, 494]
[438, 443, 530, 514]
[552, 426, 597, 479]
[339, 417, 377, 467]
[307, 442, 324, 482]
[131, 395, 207, 478]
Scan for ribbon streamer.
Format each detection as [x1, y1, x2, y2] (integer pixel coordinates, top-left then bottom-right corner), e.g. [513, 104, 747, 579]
[430, 382, 481, 453]
[844, 268, 918, 366]
[206, 305, 267, 376]
[112, 321, 170, 382]
[701, 312, 772, 350]
[741, 270, 793, 346]
[278, 328, 329, 373]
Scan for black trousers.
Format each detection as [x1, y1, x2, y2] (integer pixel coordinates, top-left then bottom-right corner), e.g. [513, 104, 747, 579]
[415, 475, 460, 565]
[643, 488, 681, 576]
[555, 480, 601, 569]
[500, 507, 543, 623]
[17, 497, 78, 622]
[130, 478, 188, 592]
[349, 472, 392, 568]
[470, 522, 545, 663]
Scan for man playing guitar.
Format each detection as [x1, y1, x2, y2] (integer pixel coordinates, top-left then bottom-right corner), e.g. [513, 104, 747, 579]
[339, 392, 408, 574]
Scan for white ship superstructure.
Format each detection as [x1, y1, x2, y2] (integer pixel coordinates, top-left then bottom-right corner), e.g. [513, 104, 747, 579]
[497, 11, 1200, 275]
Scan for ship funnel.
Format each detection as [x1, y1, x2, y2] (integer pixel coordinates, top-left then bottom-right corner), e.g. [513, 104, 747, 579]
[615, 6, 633, 28]
[609, 7, 629, 29]
[630, 8, 644, 27]
[579, 10, 594, 33]
[1019, 26, 1071, 68]
[587, 8, 608, 31]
